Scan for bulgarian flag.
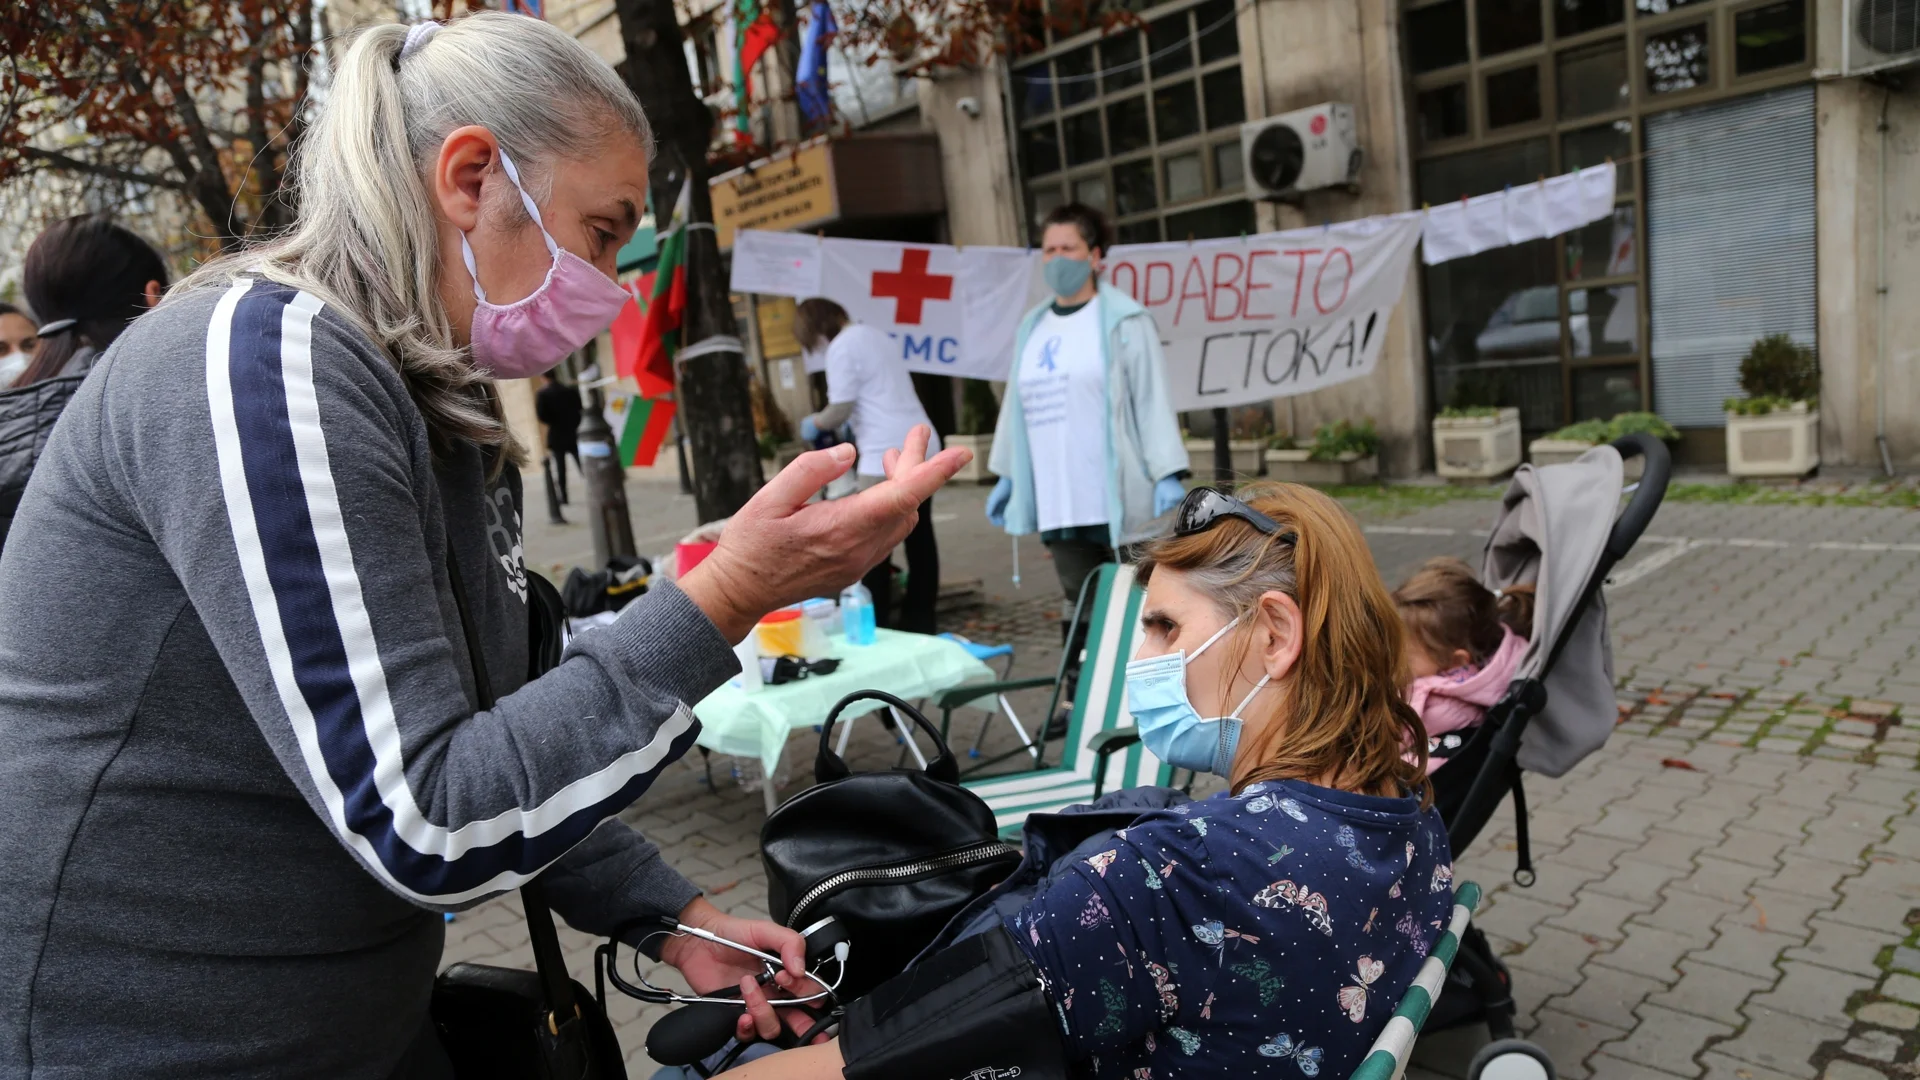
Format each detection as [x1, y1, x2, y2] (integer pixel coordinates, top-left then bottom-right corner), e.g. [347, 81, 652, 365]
[733, 0, 780, 144]
[605, 392, 677, 468]
[623, 180, 688, 400]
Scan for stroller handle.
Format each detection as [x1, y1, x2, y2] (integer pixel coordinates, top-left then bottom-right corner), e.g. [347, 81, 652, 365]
[1605, 433, 1670, 563]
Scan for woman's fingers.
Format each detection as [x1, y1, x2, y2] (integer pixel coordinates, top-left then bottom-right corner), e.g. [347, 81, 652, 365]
[740, 977, 784, 1041]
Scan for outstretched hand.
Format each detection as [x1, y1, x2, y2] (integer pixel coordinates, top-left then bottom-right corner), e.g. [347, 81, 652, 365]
[679, 425, 969, 643]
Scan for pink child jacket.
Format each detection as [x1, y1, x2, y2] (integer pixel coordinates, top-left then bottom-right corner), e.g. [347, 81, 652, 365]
[1409, 626, 1527, 772]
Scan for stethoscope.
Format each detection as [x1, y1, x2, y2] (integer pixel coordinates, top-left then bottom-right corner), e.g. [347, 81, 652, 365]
[600, 915, 851, 1008]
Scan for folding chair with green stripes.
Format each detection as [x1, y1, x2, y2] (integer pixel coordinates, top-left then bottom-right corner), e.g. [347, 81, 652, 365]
[1349, 881, 1487, 1080]
[947, 562, 1179, 839]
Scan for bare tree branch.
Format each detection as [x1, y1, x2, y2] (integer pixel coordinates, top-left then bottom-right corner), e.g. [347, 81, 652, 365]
[15, 144, 191, 191]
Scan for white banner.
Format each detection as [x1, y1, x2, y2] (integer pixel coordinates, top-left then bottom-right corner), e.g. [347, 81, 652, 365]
[727, 165, 1612, 410]
[1104, 218, 1423, 412]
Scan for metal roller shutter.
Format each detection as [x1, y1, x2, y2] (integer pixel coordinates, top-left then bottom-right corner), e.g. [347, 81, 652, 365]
[1645, 84, 1817, 429]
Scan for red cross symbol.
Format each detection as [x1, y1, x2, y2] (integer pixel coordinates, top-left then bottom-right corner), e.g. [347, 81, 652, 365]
[870, 248, 954, 325]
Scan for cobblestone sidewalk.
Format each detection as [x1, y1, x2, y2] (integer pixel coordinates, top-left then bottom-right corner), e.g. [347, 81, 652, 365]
[451, 482, 1920, 1079]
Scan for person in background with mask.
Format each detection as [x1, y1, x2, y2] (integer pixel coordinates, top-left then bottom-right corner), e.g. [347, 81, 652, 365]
[0, 216, 168, 555]
[724, 484, 1451, 1080]
[0, 14, 967, 1079]
[0, 303, 37, 388]
[793, 297, 942, 634]
[986, 202, 1187, 614]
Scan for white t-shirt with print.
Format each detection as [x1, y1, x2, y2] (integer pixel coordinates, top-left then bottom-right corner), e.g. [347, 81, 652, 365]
[1017, 302, 1109, 532]
[825, 324, 939, 477]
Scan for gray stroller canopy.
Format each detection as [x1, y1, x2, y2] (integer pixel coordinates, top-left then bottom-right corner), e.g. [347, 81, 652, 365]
[1480, 445, 1626, 777]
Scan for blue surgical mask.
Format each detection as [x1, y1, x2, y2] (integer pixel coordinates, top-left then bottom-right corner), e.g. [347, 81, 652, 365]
[1124, 617, 1271, 777]
[1043, 255, 1094, 299]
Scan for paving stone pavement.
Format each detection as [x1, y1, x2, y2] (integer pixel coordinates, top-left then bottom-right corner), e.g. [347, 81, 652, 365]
[452, 479, 1920, 1079]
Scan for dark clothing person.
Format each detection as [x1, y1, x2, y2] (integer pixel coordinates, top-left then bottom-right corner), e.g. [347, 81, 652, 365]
[862, 493, 940, 635]
[535, 377, 584, 512]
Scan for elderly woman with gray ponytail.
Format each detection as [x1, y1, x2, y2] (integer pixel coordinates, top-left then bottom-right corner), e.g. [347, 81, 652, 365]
[0, 13, 968, 1079]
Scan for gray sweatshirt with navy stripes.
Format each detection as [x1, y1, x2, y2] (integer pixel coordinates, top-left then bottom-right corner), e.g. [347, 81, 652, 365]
[0, 281, 737, 1078]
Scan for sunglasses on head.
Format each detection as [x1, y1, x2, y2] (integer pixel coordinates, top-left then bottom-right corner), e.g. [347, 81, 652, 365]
[1173, 487, 1297, 546]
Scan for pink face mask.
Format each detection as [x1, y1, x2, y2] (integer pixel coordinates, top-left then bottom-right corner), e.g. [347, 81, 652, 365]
[461, 149, 631, 380]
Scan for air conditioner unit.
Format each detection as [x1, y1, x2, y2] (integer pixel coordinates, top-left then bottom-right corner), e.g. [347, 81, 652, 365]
[1240, 103, 1362, 201]
[1844, 0, 1920, 75]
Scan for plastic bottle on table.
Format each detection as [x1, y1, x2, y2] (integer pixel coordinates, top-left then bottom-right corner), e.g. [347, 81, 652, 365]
[839, 582, 876, 646]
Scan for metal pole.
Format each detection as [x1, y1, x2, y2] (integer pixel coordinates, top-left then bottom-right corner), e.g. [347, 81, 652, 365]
[1211, 407, 1233, 484]
[575, 345, 636, 568]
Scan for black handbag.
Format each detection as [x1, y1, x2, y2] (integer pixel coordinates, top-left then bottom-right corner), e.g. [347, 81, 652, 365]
[429, 550, 627, 1080]
[760, 691, 1022, 1000]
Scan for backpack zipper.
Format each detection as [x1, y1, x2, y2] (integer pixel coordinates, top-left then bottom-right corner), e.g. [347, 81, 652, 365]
[785, 840, 1021, 929]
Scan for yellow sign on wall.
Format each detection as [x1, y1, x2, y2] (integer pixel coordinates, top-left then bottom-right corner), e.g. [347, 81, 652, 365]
[710, 142, 837, 250]
[756, 296, 801, 360]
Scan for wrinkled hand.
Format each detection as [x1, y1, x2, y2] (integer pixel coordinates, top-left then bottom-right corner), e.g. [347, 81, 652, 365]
[1153, 475, 1187, 518]
[736, 968, 836, 1046]
[657, 897, 806, 997]
[680, 425, 969, 642]
[985, 475, 1013, 528]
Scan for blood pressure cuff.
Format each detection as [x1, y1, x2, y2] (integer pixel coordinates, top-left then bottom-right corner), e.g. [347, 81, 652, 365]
[839, 925, 1072, 1080]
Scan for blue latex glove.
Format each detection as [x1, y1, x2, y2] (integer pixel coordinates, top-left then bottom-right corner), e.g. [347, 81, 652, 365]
[799, 415, 821, 443]
[985, 476, 1014, 527]
[1153, 476, 1186, 518]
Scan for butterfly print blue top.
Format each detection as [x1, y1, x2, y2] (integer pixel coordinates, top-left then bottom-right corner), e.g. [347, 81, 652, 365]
[1005, 779, 1453, 1079]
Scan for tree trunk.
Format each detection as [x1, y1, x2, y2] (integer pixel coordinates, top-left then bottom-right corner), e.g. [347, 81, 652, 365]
[614, 0, 766, 525]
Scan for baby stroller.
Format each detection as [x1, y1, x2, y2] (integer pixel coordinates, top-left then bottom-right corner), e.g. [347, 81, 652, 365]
[1421, 432, 1672, 1078]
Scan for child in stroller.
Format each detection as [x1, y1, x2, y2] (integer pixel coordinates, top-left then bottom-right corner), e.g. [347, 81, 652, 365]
[1394, 557, 1534, 771]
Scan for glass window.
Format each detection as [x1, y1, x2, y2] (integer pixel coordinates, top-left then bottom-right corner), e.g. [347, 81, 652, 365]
[1568, 283, 1638, 356]
[1165, 151, 1206, 203]
[1023, 124, 1062, 175]
[1558, 40, 1629, 118]
[1057, 46, 1097, 108]
[1215, 141, 1244, 190]
[1018, 70, 1055, 121]
[1114, 158, 1158, 215]
[1417, 136, 1550, 203]
[1106, 96, 1150, 154]
[1644, 22, 1709, 94]
[1165, 200, 1255, 240]
[1150, 14, 1194, 78]
[1636, 0, 1707, 12]
[1486, 65, 1543, 128]
[1031, 186, 1065, 226]
[1118, 219, 1164, 244]
[1204, 68, 1245, 129]
[1565, 205, 1636, 279]
[1155, 81, 1203, 141]
[1571, 364, 1644, 419]
[1477, 0, 1543, 57]
[1418, 83, 1471, 143]
[1561, 120, 1633, 193]
[1196, 0, 1240, 63]
[1555, 0, 1624, 36]
[1065, 109, 1105, 165]
[1735, 0, 1806, 74]
[1074, 174, 1111, 212]
[1406, 1, 1470, 73]
[1103, 33, 1144, 92]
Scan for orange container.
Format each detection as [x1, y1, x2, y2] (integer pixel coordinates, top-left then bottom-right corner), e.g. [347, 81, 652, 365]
[755, 609, 805, 657]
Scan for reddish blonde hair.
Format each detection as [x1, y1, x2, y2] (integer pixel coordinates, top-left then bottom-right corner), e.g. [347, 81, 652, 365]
[1137, 483, 1429, 803]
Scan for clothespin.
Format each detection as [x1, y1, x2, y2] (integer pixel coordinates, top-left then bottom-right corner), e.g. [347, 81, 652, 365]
[1421, 201, 1431, 212]
[1321, 218, 1331, 233]
[1187, 232, 1196, 246]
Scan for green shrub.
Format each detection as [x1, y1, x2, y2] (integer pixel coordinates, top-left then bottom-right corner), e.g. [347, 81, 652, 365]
[1267, 433, 1299, 451]
[1544, 419, 1611, 443]
[1736, 334, 1818, 404]
[1604, 411, 1680, 442]
[1723, 394, 1809, 416]
[958, 378, 1000, 435]
[1309, 419, 1381, 461]
[1437, 405, 1500, 419]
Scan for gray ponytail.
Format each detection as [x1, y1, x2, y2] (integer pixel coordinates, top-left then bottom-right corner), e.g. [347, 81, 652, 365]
[179, 11, 652, 461]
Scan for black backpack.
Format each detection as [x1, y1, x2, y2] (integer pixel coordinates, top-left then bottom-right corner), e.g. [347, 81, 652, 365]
[759, 691, 1022, 999]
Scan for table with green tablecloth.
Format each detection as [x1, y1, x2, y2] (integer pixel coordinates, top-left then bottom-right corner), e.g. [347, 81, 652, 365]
[693, 629, 996, 812]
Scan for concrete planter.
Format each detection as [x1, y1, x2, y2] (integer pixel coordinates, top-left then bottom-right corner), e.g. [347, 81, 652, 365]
[1434, 407, 1523, 480]
[1186, 438, 1266, 479]
[944, 432, 996, 483]
[1528, 438, 1646, 481]
[1726, 401, 1819, 478]
[1264, 448, 1379, 485]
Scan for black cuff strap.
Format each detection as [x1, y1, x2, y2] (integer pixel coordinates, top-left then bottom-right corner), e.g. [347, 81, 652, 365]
[840, 925, 1073, 1080]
